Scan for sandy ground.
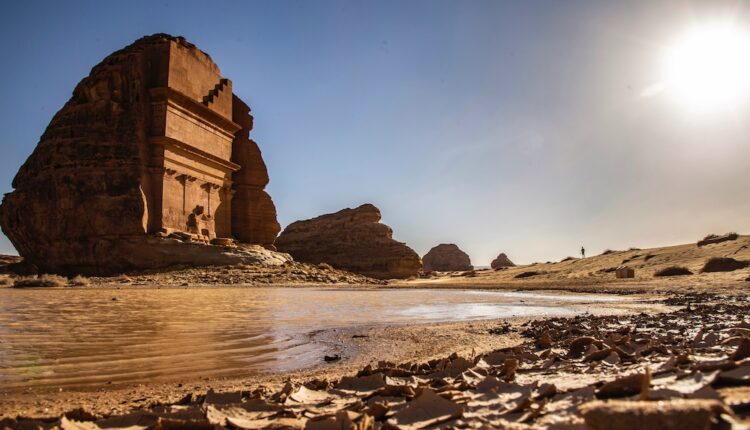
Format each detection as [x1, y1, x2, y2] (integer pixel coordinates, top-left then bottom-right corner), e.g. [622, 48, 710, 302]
[1, 235, 749, 427]
[395, 234, 750, 294]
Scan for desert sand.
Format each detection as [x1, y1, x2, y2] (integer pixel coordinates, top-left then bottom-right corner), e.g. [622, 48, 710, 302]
[398, 233, 750, 294]
[1, 235, 749, 428]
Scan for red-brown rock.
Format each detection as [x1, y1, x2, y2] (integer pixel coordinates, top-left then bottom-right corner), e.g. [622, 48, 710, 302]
[490, 253, 515, 269]
[0, 34, 282, 274]
[275, 204, 422, 279]
[422, 244, 472, 272]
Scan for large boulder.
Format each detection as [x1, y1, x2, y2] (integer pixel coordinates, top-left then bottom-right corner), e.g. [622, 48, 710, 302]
[490, 253, 515, 269]
[422, 244, 472, 272]
[275, 204, 421, 279]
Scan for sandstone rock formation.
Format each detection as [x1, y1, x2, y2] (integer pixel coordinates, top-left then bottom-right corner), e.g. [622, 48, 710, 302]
[490, 253, 515, 269]
[422, 244, 472, 272]
[0, 34, 282, 275]
[275, 204, 421, 279]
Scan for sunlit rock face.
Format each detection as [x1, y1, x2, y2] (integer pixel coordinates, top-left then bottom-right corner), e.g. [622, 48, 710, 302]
[422, 244, 473, 272]
[275, 204, 422, 279]
[0, 34, 281, 274]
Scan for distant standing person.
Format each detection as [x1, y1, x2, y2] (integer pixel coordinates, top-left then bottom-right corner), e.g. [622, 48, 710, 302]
[581, 246, 586, 259]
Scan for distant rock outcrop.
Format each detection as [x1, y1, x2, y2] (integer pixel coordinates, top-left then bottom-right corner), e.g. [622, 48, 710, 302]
[697, 233, 739, 247]
[422, 244, 472, 272]
[490, 253, 515, 269]
[275, 204, 422, 279]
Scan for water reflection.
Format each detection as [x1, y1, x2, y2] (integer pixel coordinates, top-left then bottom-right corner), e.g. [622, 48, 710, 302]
[0, 288, 630, 389]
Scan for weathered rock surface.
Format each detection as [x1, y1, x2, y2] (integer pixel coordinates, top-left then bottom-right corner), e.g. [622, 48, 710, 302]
[230, 96, 280, 249]
[581, 399, 729, 430]
[275, 204, 421, 279]
[0, 34, 282, 274]
[422, 244, 472, 272]
[490, 253, 515, 269]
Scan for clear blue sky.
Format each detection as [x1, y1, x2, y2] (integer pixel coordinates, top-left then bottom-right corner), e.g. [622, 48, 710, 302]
[1, 1, 749, 265]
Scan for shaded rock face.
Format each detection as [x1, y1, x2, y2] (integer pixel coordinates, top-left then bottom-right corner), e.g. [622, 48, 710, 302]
[697, 232, 738, 247]
[275, 204, 422, 279]
[422, 244, 472, 272]
[0, 34, 281, 275]
[230, 96, 281, 248]
[490, 253, 515, 269]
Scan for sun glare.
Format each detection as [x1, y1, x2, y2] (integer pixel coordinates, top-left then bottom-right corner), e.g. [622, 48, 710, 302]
[663, 23, 750, 113]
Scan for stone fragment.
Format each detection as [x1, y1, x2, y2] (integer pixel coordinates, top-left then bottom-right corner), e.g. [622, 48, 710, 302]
[335, 373, 386, 394]
[305, 411, 357, 430]
[731, 337, 750, 361]
[537, 331, 553, 349]
[568, 337, 603, 358]
[580, 399, 731, 430]
[203, 389, 243, 406]
[595, 372, 649, 398]
[60, 417, 100, 430]
[719, 364, 750, 383]
[389, 389, 462, 429]
[275, 204, 421, 279]
[422, 244, 472, 272]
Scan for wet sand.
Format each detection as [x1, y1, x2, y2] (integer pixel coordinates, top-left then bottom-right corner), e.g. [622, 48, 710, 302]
[4, 290, 749, 429]
[0, 288, 666, 418]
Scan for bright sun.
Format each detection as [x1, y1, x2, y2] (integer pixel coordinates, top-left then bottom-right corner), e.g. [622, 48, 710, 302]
[663, 23, 750, 112]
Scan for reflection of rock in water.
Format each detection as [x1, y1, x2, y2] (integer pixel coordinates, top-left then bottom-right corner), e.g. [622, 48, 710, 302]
[0, 34, 282, 275]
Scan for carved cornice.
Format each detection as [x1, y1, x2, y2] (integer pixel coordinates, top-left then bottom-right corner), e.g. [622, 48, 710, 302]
[149, 87, 242, 136]
[150, 136, 241, 173]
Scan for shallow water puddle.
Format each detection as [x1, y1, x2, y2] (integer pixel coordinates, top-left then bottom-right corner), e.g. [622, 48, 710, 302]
[0, 287, 642, 389]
